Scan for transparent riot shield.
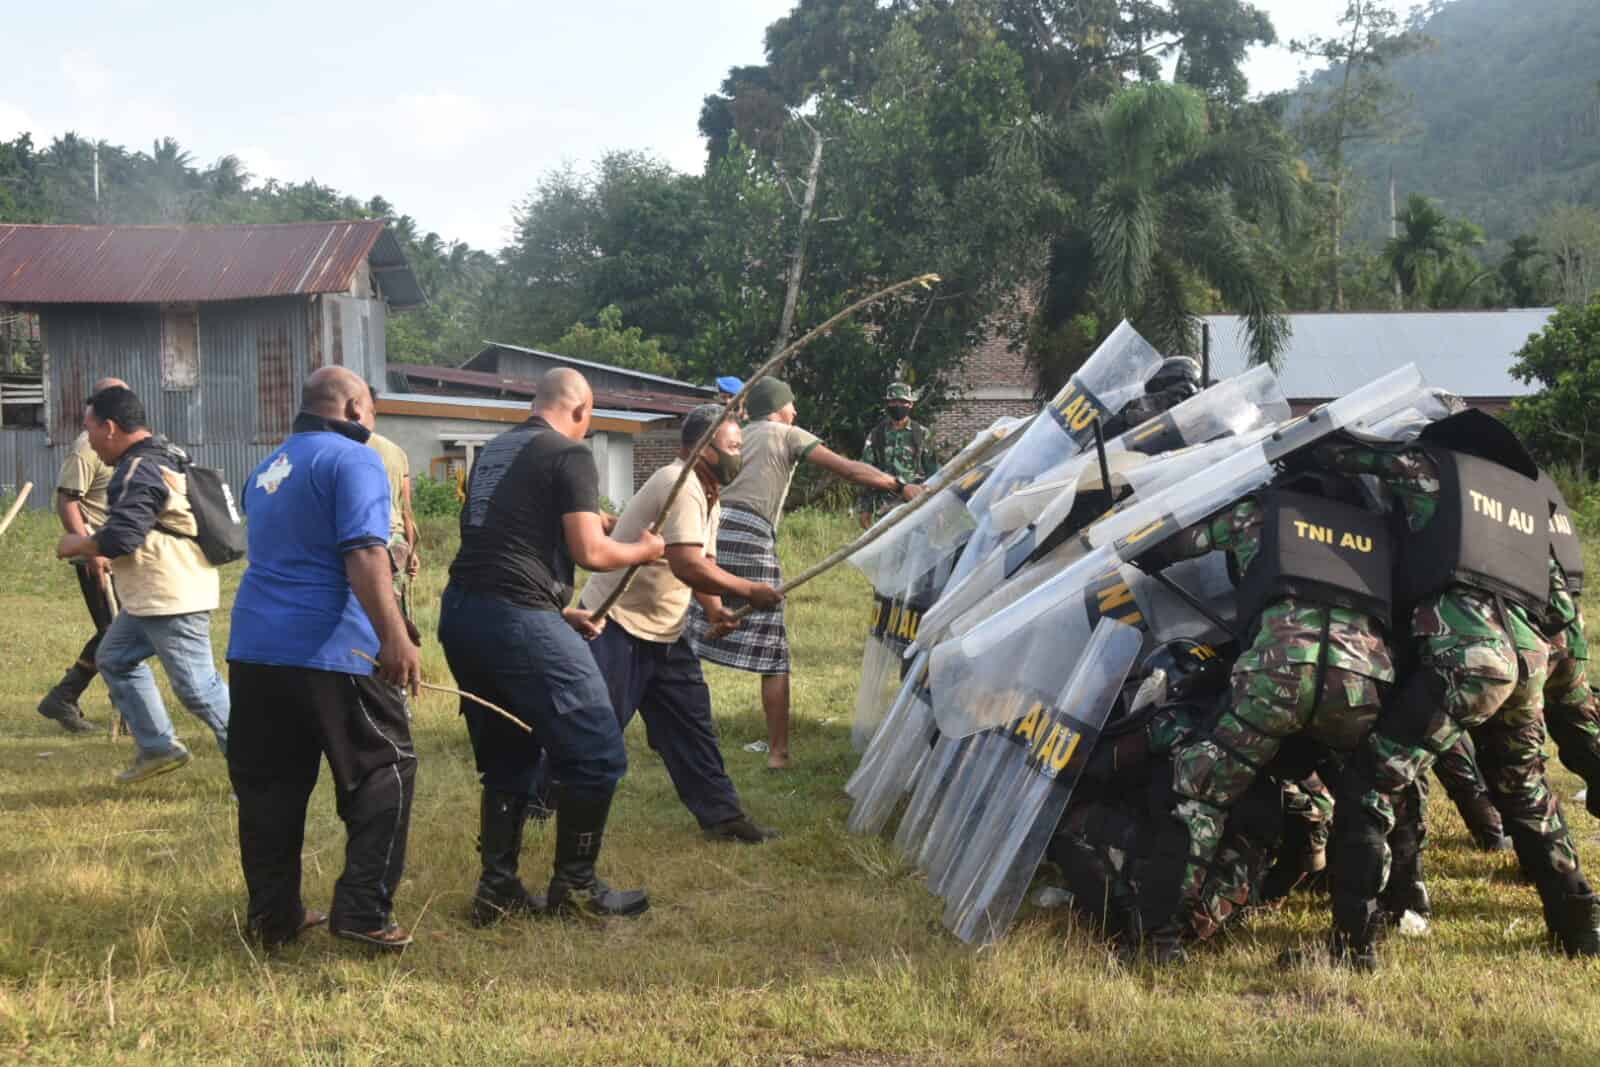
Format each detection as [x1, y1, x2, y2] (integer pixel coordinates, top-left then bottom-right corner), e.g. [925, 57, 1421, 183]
[914, 373, 1288, 653]
[927, 364, 1428, 738]
[963, 321, 1162, 521]
[941, 621, 1142, 944]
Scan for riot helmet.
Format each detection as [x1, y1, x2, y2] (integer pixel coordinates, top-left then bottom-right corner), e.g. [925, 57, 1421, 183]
[1145, 356, 1202, 398]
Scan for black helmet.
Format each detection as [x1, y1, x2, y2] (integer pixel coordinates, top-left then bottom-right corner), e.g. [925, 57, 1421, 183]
[1146, 356, 1202, 396]
[1139, 638, 1229, 703]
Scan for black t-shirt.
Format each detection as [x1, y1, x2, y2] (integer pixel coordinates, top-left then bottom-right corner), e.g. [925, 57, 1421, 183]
[448, 416, 600, 612]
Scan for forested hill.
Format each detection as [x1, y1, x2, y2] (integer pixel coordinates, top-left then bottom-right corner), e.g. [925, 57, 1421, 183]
[1340, 0, 1600, 242]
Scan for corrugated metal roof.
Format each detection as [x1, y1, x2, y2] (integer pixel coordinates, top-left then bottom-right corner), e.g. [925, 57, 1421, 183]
[1201, 310, 1554, 399]
[0, 220, 424, 307]
[389, 362, 702, 415]
[468, 340, 715, 394]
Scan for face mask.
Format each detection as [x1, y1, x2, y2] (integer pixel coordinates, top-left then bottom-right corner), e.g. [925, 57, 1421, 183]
[887, 405, 912, 421]
[705, 444, 743, 486]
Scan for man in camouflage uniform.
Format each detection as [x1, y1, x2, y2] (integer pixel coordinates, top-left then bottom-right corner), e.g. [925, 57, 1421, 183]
[1133, 482, 1395, 958]
[857, 383, 939, 528]
[1315, 419, 1599, 966]
[1430, 734, 1509, 850]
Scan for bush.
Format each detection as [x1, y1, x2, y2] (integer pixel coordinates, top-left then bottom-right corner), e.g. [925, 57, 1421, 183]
[413, 474, 463, 518]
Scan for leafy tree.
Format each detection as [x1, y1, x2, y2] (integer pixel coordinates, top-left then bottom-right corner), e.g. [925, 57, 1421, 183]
[1537, 202, 1600, 307]
[1497, 235, 1549, 308]
[554, 305, 680, 378]
[1506, 295, 1600, 472]
[1290, 0, 1429, 309]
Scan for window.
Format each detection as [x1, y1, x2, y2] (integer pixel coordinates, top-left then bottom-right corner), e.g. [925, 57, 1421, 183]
[160, 303, 200, 390]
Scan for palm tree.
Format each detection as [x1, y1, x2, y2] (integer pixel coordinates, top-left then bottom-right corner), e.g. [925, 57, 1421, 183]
[1384, 195, 1454, 309]
[1032, 81, 1297, 389]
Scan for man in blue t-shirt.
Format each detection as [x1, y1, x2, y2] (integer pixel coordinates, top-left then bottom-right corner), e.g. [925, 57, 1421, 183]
[227, 365, 422, 953]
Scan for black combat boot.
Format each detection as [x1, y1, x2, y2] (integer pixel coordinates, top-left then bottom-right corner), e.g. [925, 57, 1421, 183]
[38, 666, 98, 734]
[1260, 816, 1325, 905]
[1453, 792, 1509, 852]
[546, 787, 648, 919]
[470, 789, 546, 927]
[1552, 890, 1600, 958]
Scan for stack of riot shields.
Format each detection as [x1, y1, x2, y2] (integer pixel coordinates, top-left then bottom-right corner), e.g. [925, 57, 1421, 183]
[841, 337, 1436, 945]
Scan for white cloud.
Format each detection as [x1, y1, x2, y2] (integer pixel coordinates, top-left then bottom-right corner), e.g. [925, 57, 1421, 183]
[59, 50, 110, 98]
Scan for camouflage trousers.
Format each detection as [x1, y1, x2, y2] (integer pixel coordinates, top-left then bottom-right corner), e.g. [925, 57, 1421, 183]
[1543, 621, 1600, 795]
[1430, 732, 1506, 844]
[1171, 649, 1385, 939]
[1283, 773, 1335, 857]
[1332, 589, 1581, 940]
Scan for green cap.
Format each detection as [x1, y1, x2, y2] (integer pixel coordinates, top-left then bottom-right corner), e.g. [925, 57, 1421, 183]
[746, 377, 795, 419]
[884, 382, 914, 403]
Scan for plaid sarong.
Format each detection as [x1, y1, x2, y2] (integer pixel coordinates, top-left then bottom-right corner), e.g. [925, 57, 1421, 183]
[687, 505, 789, 675]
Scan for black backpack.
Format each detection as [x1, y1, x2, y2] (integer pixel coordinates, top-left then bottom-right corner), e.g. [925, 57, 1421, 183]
[182, 463, 247, 565]
[152, 446, 246, 566]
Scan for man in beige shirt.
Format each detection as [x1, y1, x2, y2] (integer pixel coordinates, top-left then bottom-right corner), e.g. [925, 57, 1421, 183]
[571, 404, 783, 843]
[38, 375, 127, 734]
[55, 385, 229, 785]
[366, 387, 420, 616]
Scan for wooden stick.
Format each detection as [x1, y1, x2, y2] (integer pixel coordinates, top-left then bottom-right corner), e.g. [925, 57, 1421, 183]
[101, 572, 126, 740]
[350, 649, 532, 734]
[725, 413, 1035, 622]
[587, 272, 942, 623]
[0, 481, 32, 539]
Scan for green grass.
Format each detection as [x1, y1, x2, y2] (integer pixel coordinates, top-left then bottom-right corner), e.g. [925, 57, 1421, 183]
[4, 507, 1600, 1065]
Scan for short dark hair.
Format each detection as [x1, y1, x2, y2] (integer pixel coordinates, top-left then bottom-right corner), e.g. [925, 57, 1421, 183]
[681, 404, 727, 448]
[87, 386, 148, 433]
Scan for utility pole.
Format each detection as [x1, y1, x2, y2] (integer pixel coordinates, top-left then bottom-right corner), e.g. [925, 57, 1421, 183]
[1390, 165, 1402, 309]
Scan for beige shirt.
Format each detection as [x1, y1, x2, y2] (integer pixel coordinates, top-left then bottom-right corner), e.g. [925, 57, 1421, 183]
[57, 432, 114, 529]
[718, 419, 819, 528]
[108, 456, 220, 617]
[367, 431, 410, 543]
[579, 460, 719, 643]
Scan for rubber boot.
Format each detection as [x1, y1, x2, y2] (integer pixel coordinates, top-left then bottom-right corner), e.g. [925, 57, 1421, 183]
[37, 665, 98, 734]
[470, 789, 546, 927]
[546, 787, 648, 919]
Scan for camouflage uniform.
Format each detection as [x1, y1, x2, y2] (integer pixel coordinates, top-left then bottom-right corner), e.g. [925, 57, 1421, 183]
[857, 385, 939, 521]
[1316, 442, 1594, 960]
[1430, 733, 1508, 850]
[1151, 498, 1393, 940]
[1539, 560, 1600, 812]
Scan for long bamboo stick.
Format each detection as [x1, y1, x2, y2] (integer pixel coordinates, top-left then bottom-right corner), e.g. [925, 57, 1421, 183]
[587, 272, 941, 622]
[0, 481, 33, 538]
[351, 649, 532, 735]
[724, 412, 1037, 623]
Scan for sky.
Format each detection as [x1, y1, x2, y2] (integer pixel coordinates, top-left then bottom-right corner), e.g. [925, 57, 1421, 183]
[0, 0, 1353, 251]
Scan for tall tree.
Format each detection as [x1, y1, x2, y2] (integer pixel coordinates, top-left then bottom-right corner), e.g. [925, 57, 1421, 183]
[1291, 0, 1428, 309]
[1537, 202, 1600, 307]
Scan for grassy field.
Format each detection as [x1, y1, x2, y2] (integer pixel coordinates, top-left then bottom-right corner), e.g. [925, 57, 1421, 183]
[4, 505, 1600, 1065]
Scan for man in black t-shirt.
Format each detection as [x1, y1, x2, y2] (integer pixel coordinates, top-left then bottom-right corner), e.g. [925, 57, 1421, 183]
[439, 368, 665, 926]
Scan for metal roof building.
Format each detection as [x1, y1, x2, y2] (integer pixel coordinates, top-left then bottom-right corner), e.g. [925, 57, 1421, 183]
[1201, 309, 1555, 407]
[463, 341, 713, 402]
[0, 220, 421, 504]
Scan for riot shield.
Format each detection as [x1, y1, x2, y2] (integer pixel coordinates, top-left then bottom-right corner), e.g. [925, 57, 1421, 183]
[963, 321, 1162, 521]
[927, 364, 1427, 737]
[941, 620, 1142, 944]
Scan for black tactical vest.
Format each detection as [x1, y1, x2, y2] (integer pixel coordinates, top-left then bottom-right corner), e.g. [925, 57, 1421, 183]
[1397, 448, 1549, 610]
[1235, 490, 1394, 627]
[1543, 473, 1584, 593]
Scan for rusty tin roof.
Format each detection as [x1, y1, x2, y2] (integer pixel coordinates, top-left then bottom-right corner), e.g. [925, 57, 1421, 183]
[0, 220, 424, 307]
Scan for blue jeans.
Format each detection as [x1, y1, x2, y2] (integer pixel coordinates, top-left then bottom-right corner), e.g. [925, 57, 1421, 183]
[439, 584, 626, 795]
[96, 611, 231, 756]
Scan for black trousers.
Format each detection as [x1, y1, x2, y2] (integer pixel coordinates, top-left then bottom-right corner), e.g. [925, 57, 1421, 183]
[590, 625, 744, 828]
[226, 662, 417, 940]
[72, 563, 117, 673]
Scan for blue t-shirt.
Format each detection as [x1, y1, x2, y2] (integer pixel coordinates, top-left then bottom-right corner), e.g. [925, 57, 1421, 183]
[228, 426, 391, 673]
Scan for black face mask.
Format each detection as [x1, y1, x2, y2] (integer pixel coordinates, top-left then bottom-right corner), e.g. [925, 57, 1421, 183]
[886, 405, 912, 422]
